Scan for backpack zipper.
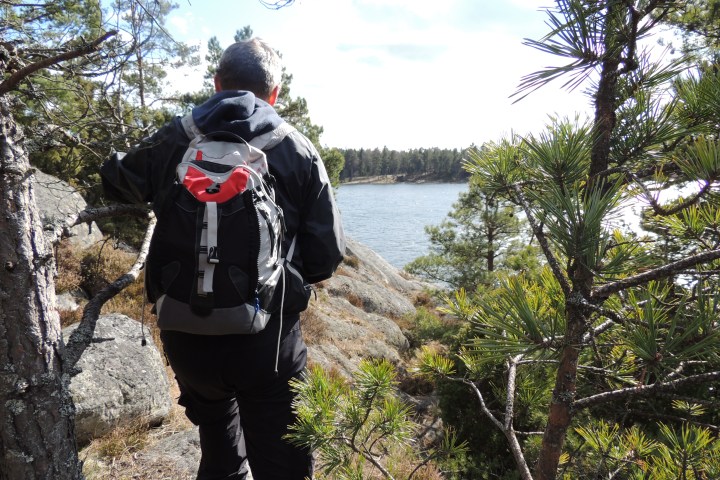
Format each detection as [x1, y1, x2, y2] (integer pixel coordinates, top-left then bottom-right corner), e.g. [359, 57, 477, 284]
[253, 191, 264, 312]
[256, 202, 277, 255]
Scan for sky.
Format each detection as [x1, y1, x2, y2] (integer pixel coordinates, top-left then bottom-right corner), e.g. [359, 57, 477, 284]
[165, 0, 596, 151]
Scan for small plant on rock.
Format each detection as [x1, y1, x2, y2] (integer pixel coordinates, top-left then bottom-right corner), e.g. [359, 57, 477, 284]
[287, 359, 467, 480]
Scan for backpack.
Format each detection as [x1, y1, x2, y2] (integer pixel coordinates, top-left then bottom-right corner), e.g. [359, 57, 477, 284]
[149, 113, 298, 336]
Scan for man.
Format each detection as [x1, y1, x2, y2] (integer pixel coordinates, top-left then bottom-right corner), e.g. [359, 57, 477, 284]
[101, 38, 345, 480]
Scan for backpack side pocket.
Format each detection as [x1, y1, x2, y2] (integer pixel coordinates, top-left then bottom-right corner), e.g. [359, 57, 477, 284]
[281, 262, 312, 315]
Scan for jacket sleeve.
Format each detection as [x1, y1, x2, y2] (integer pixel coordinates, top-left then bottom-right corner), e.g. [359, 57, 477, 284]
[100, 119, 188, 206]
[298, 152, 346, 283]
[269, 133, 345, 284]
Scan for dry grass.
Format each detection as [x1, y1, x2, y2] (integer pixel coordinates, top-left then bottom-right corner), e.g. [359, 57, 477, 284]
[300, 307, 329, 345]
[55, 238, 161, 346]
[413, 290, 434, 307]
[82, 455, 195, 480]
[342, 254, 360, 269]
[346, 292, 364, 309]
[312, 443, 445, 480]
[80, 378, 194, 480]
[333, 264, 353, 277]
[55, 241, 85, 294]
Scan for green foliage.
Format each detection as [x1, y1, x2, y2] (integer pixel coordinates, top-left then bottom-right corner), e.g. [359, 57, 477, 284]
[320, 147, 346, 188]
[339, 146, 470, 182]
[571, 421, 720, 479]
[406, 177, 540, 291]
[403, 307, 461, 348]
[464, 274, 565, 363]
[7, 0, 199, 208]
[664, 0, 720, 55]
[407, 3, 720, 479]
[288, 360, 467, 479]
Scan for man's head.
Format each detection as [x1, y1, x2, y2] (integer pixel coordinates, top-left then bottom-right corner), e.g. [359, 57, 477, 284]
[214, 38, 283, 105]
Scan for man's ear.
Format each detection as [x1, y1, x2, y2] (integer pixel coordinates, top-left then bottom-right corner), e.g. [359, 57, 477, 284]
[214, 74, 222, 93]
[267, 85, 281, 106]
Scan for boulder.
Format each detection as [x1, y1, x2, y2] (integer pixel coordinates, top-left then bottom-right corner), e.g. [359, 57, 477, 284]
[138, 427, 255, 479]
[300, 237, 427, 378]
[343, 237, 428, 295]
[33, 170, 104, 248]
[323, 274, 416, 319]
[63, 313, 172, 445]
[138, 428, 202, 478]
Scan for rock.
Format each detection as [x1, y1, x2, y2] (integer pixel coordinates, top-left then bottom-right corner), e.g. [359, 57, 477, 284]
[139, 427, 255, 479]
[323, 274, 416, 319]
[343, 238, 428, 295]
[138, 428, 201, 477]
[63, 313, 172, 445]
[301, 237, 426, 378]
[33, 170, 104, 248]
[56, 290, 85, 312]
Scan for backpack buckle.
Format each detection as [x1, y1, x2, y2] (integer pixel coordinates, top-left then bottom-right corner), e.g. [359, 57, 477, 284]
[205, 182, 221, 194]
[208, 246, 219, 264]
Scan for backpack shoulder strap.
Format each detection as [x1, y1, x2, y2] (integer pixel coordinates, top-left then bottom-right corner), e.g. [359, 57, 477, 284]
[180, 112, 202, 140]
[249, 122, 296, 150]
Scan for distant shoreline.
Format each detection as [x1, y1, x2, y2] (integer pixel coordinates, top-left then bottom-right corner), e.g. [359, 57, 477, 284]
[340, 174, 468, 185]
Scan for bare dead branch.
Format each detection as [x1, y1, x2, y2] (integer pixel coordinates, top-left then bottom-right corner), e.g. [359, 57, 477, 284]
[48, 204, 151, 245]
[259, 0, 295, 9]
[592, 249, 720, 299]
[573, 371, 720, 409]
[71, 204, 152, 226]
[63, 213, 156, 374]
[444, 373, 533, 480]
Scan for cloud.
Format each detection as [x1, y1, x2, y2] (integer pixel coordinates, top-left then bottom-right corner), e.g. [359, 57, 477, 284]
[168, 15, 190, 36]
[164, 0, 595, 150]
[338, 43, 447, 64]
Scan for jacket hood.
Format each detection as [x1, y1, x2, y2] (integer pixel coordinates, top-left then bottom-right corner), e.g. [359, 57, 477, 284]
[191, 90, 283, 141]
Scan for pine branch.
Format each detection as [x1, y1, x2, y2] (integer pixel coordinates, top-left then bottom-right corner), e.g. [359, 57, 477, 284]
[512, 184, 571, 296]
[0, 31, 117, 96]
[627, 409, 719, 432]
[592, 249, 720, 298]
[573, 371, 720, 409]
[341, 436, 396, 480]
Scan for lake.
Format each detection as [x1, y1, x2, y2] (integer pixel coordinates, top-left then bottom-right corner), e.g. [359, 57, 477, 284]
[335, 183, 468, 269]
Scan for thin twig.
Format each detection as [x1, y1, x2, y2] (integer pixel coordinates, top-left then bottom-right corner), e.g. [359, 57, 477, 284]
[512, 184, 571, 296]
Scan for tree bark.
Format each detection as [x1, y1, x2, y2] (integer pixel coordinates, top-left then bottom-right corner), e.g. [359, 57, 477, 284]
[0, 95, 82, 479]
[533, 303, 586, 480]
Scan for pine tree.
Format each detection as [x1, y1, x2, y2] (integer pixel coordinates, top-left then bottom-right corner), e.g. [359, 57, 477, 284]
[419, 2, 720, 479]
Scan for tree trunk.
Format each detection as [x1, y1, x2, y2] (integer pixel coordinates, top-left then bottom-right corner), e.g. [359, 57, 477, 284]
[533, 3, 628, 477]
[0, 95, 82, 479]
[533, 304, 586, 480]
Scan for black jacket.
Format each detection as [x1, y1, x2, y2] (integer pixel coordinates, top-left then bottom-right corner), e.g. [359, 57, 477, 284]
[101, 90, 345, 306]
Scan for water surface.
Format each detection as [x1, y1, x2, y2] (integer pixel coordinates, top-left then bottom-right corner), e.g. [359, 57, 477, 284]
[335, 183, 468, 269]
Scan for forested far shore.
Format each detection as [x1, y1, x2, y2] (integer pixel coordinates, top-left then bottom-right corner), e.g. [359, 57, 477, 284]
[338, 146, 472, 183]
[340, 173, 469, 185]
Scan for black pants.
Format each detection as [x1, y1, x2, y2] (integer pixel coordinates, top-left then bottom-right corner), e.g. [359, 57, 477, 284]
[160, 318, 313, 480]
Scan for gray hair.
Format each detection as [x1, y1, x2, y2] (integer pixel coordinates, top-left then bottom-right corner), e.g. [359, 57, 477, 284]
[216, 38, 282, 99]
